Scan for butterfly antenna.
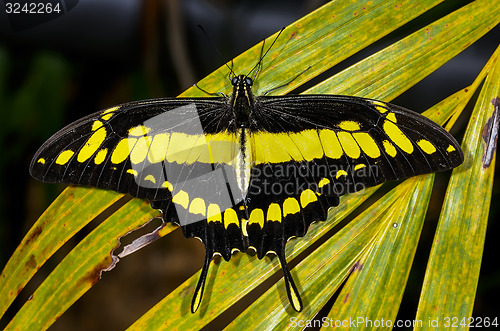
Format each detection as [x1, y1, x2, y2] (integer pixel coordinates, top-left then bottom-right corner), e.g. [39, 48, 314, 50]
[247, 27, 286, 78]
[198, 25, 236, 78]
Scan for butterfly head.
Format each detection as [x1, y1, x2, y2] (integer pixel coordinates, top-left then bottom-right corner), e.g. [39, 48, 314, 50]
[231, 75, 253, 88]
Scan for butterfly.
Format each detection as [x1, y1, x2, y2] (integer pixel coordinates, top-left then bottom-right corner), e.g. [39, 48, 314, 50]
[30, 45, 464, 313]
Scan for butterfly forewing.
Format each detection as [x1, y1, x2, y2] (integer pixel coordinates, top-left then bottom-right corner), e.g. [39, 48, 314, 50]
[30, 98, 236, 201]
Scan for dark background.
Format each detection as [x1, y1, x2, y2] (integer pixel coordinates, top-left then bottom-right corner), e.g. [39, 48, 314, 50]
[0, 0, 498, 330]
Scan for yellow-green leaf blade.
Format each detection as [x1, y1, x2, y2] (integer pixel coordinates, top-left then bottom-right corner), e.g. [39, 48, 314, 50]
[307, 0, 500, 100]
[4, 199, 165, 330]
[415, 44, 500, 328]
[326, 176, 434, 330]
[0, 187, 122, 318]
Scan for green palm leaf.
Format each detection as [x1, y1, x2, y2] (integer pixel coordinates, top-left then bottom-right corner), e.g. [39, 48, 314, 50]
[1, 0, 498, 329]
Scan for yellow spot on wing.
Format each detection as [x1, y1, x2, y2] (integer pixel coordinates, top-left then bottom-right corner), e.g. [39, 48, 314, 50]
[37, 158, 45, 164]
[94, 148, 107, 165]
[207, 204, 221, 223]
[338, 120, 361, 131]
[192, 285, 203, 314]
[383, 140, 397, 157]
[161, 181, 173, 191]
[111, 138, 136, 164]
[383, 120, 414, 153]
[354, 164, 366, 171]
[77, 128, 107, 163]
[249, 209, 264, 228]
[283, 198, 300, 217]
[101, 106, 118, 121]
[185, 135, 212, 164]
[336, 169, 348, 179]
[189, 198, 206, 216]
[224, 209, 238, 228]
[126, 169, 138, 176]
[267, 203, 282, 222]
[319, 130, 343, 159]
[130, 136, 152, 164]
[446, 144, 456, 152]
[288, 283, 302, 312]
[337, 131, 361, 158]
[55, 150, 74, 165]
[293, 130, 324, 161]
[417, 139, 436, 154]
[173, 190, 189, 209]
[386, 112, 397, 123]
[204, 132, 237, 164]
[91, 120, 103, 131]
[353, 132, 381, 158]
[148, 133, 170, 163]
[166, 133, 204, 163]
[128, 125, 151, 136]
[300, 189, 317, 208]
[253, 133, 302, 163]
[372, 100, 388, 113]
[144, 175, 156, 184]
[318, 177, 330, 188]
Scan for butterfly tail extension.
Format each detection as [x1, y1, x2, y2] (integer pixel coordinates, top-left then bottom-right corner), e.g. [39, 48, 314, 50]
[277, 249, 303, 312]
[191, 252, 212, 313]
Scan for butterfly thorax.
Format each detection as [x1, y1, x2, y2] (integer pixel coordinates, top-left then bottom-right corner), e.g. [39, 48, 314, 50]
[230, 75, 255, 129]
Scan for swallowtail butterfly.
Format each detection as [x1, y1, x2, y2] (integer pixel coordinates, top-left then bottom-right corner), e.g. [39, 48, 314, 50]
[30, 43, 463, 313]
